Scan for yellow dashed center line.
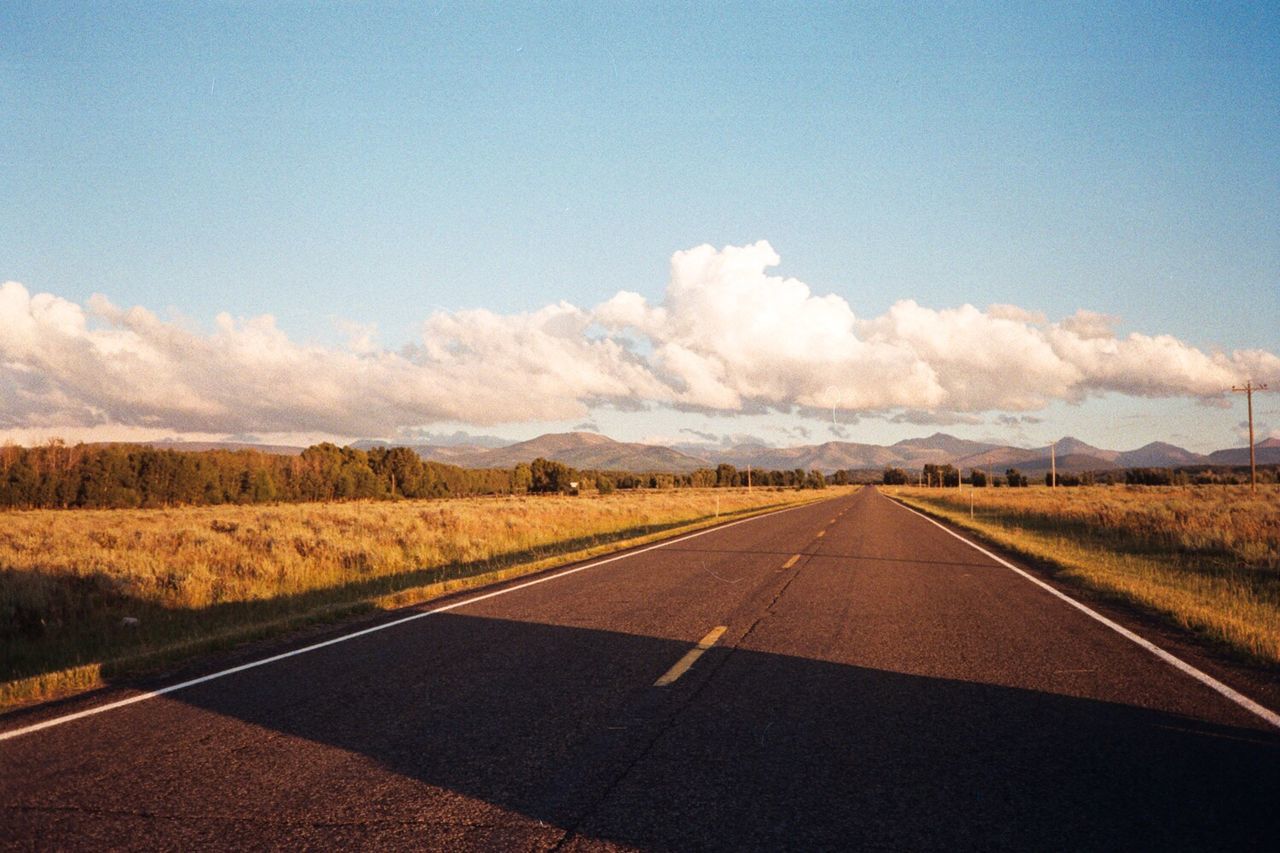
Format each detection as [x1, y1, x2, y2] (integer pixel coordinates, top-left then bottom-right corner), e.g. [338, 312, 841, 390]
[654, 626, 728, 687]
[782, 554, 801, 569]
[815, 530, 826, 538]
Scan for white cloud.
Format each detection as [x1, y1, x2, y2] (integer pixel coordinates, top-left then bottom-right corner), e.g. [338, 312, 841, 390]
[2, 242, 1276, 438]
[334, 318, 379, 355]
[1058, 309, 1117, 340]
[886, 410, 986, 427]
[0, 282, 654, 436]
[598, 241, 942, 411]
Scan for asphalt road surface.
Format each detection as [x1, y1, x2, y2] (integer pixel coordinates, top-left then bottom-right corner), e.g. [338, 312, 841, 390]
[3, 487, 1279, 850]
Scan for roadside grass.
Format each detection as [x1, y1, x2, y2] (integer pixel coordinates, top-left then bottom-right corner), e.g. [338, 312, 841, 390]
[1, 487, 847, 709]
[887, 485, 1280, 666]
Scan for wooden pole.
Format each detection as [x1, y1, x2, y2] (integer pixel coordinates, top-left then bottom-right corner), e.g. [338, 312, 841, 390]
[1232, 381, 1269, 493]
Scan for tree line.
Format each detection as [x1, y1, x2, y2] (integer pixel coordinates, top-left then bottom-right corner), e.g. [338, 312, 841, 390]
[0, 441, 832, 510]
[883, 463, 1277, 488]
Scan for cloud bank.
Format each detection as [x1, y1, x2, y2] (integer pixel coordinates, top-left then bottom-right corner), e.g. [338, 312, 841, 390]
[2, 242, 1276, 437]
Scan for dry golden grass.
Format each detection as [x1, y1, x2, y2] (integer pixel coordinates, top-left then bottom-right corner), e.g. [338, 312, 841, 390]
[889, 485, 1280, 665]
[1, 487, 842, 707]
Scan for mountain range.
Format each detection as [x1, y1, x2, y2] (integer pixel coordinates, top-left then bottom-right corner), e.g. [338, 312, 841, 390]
[132, 432, 1280, 475]
[343, 431, 1280, 475]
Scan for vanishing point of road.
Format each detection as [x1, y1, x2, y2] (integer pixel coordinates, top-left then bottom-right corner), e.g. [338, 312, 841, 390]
[3, 487, 1278, 850]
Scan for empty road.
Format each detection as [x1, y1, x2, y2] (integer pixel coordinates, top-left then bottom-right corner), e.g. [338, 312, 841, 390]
[3, 487, 1279, 850]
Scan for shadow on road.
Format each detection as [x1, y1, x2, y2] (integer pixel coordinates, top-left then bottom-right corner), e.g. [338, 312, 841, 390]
[148, 611, 1280, 850]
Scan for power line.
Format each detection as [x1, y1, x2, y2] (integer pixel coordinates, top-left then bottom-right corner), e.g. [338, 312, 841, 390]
[1230, 381, 1270, 493]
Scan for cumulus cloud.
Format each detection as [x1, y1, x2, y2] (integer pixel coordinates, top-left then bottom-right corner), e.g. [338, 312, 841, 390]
[1236, 420, 1280, 443]
[598, 242, 939, 411]
[886, 410, 985, 427]
[333, 318, 379, 355]
[0, 282, 655, 436]
[995, 414, 1044, 426]
[596, 241, 1276, 414]
[2, 241, 1276, 438]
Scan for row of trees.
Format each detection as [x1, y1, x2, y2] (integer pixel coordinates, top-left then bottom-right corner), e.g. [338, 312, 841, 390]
[7, 440, 1269, 509]
[884, 464, 1277, 488]
[0, 441, 831, 510]
[884, 464, 1074, 488]
[0, 441, 510, 509]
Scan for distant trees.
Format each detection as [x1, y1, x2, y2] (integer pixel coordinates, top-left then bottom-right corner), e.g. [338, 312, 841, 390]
[1005, 468, 1029, 487]
[529, 457, 573, 493]
[1044, 471, 1099, 487]
[969, 469, 988, 487]
[882, 467, 909, 485]
[1125, 468, 1188, 486]
[922, 464, 959, 487]
[0, 440, 848, 511]
[368, 446, 427, 497]
[689, 468, 717, 488]
[0, 441, 519, 509]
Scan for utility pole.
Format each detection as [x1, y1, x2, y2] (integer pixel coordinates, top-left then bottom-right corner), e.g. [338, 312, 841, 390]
[1232, 381, 1269, 493]
[747, 463, 752, 492]
[1050, 440, 1057, 489]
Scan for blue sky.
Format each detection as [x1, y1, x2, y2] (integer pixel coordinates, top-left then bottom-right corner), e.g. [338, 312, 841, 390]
[2, 2, 1277, 453]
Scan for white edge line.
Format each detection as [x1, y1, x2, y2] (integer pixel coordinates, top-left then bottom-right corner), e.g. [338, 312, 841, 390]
[889, 496, 1280, 731]
[0, 498, 824, 742]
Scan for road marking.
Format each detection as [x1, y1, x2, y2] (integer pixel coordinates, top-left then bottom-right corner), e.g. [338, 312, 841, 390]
[0, 500, 829, 743]
[654, 626, 727, 687]
[891, 499, 1280, 731]
[782, 554, 800, 569]
[815, 530, 826, 538]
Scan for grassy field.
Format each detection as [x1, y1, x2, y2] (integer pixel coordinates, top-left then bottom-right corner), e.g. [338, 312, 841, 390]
[888, 485, 1280, 666]
[0, 487, 844, 707]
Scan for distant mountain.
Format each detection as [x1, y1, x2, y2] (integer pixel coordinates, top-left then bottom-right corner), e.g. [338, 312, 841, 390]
[110, 430, 1272, 475]
[1117, 442, 1208, 468]
[1207, 437, 1280, 466]
[407, 444, 499, 464]
[352, 439, 501, 465]
[953, 445, 1043, 470]
[711, 432, 1222, 474]
[893, 432, 1001, 458]
[1007, 453, 1124, 477]
[1051, 436, 1120, 463]
[409, 432, 710, 473]
[955, 436, 1128, 472]
[354, 431, 508, 450]
[141, 440, 305, 456]
[717, 441, 901, 472]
